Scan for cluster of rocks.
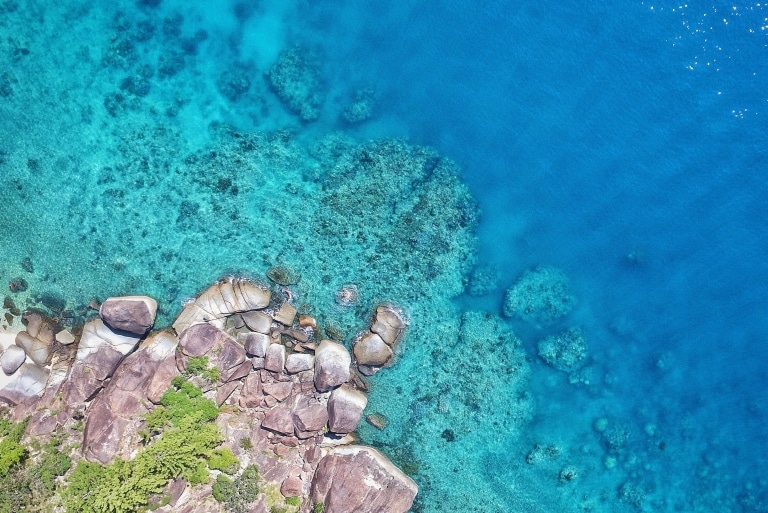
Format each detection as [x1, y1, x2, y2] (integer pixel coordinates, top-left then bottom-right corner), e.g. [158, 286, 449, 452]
[0, 277, 417, 513]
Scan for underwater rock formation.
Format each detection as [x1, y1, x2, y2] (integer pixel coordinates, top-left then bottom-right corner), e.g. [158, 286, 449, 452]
[266, 46, 325, 122]
[503, 266, 575, 326]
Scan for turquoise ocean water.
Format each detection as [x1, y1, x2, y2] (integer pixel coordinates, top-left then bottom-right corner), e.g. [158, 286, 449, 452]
[1, 1, 767, 512]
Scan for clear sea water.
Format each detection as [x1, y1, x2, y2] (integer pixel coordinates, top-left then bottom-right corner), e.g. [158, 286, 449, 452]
[1, 1, 767, 512]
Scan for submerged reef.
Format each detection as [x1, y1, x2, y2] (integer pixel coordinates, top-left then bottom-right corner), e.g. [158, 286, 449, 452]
[503, 266, 575, 326]
[538, 327, 588, 373]
[266, 46, 325, 122]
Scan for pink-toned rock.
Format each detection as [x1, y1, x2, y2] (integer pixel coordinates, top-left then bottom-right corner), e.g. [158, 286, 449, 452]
[216, 381, 240, 407]
[0, 362, 49, 405]
[178, 323, 230, 358]
[352, 331, 392, 367]
[280, 476, 304, 497]
[239, 372, 263, 408]
[285, 353, 314, 374]
[264, 344, 286, 373]
[313, 340, 351, 392]
[327, 385, 367, 434]
[99, 295, 158, 335]
[311, 446, 418, 513]
[241, 310, 273, 334]
[293, 402, 328, 435]
[239, 332, 270, 357]
[263, 381, 293, 401]
[370, 304, 406, 346]
[262, 404, 295, 435]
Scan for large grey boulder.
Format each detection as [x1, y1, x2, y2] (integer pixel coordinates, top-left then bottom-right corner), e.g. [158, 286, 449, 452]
[63, 318, 141, 404]
[313, 340, 351, 392]
[1, 345, 26, 375]
[285, 353, 314, 374]
[327, 385, 367, 434]
[99, 295, 158, 335]
[0, 362, 50, 405]
[370, 304, 406, 346]
[353, 332, 392, 368]
[311, 446, 418, 513]
[173, 278, 271, 334]
[15, 330, 52, 365]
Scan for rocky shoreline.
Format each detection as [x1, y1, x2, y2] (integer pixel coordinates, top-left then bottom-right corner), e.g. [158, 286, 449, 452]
[0, 276, 417, 513]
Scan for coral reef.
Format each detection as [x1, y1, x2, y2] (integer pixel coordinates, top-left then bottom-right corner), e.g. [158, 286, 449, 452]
[537, 327, 588, 373]
[503, 266, 575, 325]
[266, 46, 325, 122]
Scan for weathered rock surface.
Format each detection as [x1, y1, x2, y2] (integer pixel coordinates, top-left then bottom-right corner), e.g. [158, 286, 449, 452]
[264, 343, 286, 373]
[173, 278, 271, 334]
[353, 332, 392, 367]
[272, 302, 297, 326]
[99, 295, 158, 335]
[285, 353, 314, 374]
[292, 400, 328, 435]
[55, 329, 76, 345]
[241, 310, 272, 334]
[0, 362, 50, 405]
[311, 446, 418, 513]
[262, 403, 295, 435]
[15, 330, 52, 365]
[1, 344, 26, 374]
[370, 304, 406, 346]
[83, 331, 178, 464]
[313, 340, 351, 392]
[327, 385, 367, 434]
[63, 319, 142, 403]
[240, 332, 270, 357]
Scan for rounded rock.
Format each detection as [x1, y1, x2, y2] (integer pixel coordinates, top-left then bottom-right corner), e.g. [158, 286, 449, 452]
[1, 345, 26, 375]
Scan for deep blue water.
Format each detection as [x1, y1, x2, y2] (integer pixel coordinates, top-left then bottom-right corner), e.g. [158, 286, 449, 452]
[309, 0, 768, 508]
[1, 0, 767, 511]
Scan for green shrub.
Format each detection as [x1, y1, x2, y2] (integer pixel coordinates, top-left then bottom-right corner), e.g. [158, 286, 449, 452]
[64, 382, 226, 513]
[212, 474, 235, 502]
[186, 356, 220, 382]
[313, 502, 325, 513]
[145, 377, 219, 435]
[208, 448, 239, 474]
[0, 417, 29, 477]
[285, 496, 300, 506]
[212, 464, 261, 513]
[186, 356, 210, 376]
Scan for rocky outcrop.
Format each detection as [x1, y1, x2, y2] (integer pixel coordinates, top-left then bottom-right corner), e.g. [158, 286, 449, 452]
[99, 295, 158, 335]
[172, 278, 271, 334]
[63, 318, 142, 403]
[83, 331, 178, 464]
[313, 340, 351, 392]
[352, 304, 406, 375]
[311, 446, 418, 513]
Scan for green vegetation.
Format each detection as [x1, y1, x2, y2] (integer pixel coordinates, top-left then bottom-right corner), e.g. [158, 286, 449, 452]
[208, 447, 239, 474]
[63, 378, 231, 513]
[285, 496, 301, 506]
[313, 502, 325, 513]
[185, 355, 220, 382]
[145, 376, 219, 434]
[0, 418, 71, 512]
[0, 417, 29, 477]
[239, 437, 253, 450]
[212, 464, 261, 513]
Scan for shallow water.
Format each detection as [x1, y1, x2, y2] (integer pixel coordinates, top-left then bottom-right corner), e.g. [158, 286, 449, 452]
[1, 0, 767, 511]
